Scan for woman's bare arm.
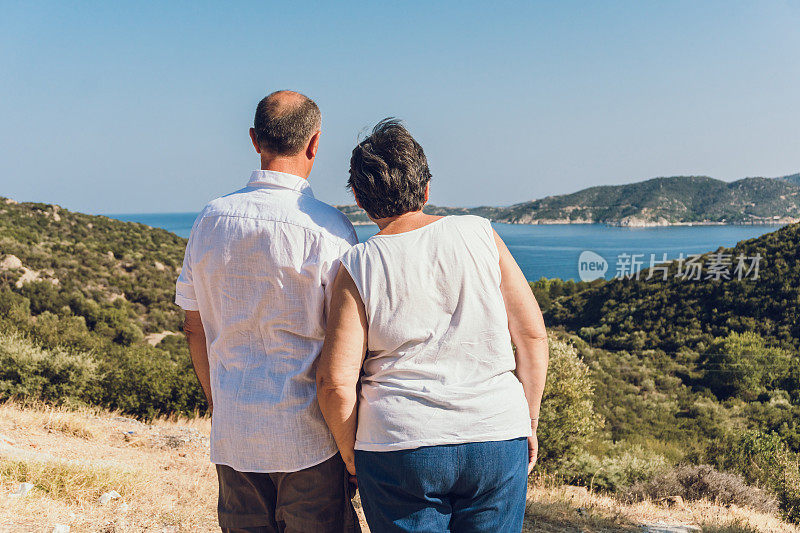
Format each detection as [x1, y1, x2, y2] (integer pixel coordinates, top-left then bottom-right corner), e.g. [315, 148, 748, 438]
[495, 231, 549, 472]
[316, 267, 368, 477]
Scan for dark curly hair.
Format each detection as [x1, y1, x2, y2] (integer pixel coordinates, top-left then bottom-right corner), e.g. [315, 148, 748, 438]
[348, 118, 432, 219]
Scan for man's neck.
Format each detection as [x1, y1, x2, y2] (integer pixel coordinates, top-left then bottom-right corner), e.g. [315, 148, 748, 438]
[260, 156, 310, 180]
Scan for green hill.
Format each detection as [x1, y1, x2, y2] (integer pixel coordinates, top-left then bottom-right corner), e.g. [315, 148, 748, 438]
[533, 223, 800, 520]
[543, 223, 800, 450]
[502, 176, 800, 225]
[545, 222, 800, 353]
[780, 173, 800, 186]
[339, 175, 800, 226]
[0, 197, 202, 418]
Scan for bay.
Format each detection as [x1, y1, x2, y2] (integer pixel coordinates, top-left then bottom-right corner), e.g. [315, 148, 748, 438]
[108, 212, 782, 281]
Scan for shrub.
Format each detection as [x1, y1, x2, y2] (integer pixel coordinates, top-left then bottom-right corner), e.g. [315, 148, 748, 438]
[0, 330, 205, 420]
[536, 338, 603, 470]
[97, 343, 205, 419]
[700, 332, 792, 401]
[626, 464, 778, 513]
[710, 430, 800, 522]
[560, 444, 669, 493]
[0, 333, 101, 406]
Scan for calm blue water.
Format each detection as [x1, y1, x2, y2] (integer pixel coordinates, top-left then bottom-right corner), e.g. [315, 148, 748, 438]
[108, 212, 782, 281]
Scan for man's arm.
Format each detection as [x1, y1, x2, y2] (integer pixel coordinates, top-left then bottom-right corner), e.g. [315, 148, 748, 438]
[316, 267, 368, 477]
[183, 310, 213, 413]
[495, 231, 549, 473]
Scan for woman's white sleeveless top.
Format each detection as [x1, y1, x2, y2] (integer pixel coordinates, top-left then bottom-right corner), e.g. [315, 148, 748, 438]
[339, 215, 532, 451]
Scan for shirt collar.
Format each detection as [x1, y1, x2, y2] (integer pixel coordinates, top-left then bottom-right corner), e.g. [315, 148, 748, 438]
[247, 170, 315, 198]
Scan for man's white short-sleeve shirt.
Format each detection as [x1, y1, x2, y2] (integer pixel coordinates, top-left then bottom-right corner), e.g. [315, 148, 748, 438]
[176, 170, 357, 473]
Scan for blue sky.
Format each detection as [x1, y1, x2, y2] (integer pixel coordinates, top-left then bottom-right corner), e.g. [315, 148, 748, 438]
[1, 1, 798, 214]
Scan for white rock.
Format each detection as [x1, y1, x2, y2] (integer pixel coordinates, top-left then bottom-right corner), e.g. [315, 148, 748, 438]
[98, 490, 122, 505]
[641, 523, 701, 533]
[13, 482, 34, 496]
[119, 502, 130, 513]
[0, 255, 23, 270]
[52, 525, 70, 533]
[15, 268, 41, 288]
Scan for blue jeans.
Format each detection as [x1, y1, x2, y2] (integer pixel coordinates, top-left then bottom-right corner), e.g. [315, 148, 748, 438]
[354, 438, 528, 532]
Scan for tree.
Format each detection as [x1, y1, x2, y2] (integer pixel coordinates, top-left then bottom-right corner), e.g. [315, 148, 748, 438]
[536, 338, 603, 469]
[701, 332, 791, 401]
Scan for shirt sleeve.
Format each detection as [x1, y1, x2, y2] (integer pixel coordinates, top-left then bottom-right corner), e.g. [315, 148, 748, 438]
[175, 235, 199, 311]
[343, 220, 359, 247]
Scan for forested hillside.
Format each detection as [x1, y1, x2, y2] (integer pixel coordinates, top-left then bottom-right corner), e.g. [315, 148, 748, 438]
[527, 224, 800, 521]
[546, 222, 800, 353]
[502, 176, 800, 225]
[542, 223, 800, 453]
[781, 173, 800, 186]
[0, 197, 203, 417]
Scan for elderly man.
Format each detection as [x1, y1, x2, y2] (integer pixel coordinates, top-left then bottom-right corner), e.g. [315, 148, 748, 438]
[176, 90, 359, 533]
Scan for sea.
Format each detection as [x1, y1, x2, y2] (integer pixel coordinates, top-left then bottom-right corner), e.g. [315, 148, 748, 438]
[108, 212, 783, 281]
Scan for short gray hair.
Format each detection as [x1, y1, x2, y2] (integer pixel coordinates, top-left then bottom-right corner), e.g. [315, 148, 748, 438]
[253, 90, 321, 155]
[348, 118, 432, 219]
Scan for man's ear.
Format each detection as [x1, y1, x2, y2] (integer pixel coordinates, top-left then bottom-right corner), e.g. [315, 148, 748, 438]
[306, 130, 321, 160]
[249, 128, 261, 154]
[424, 182, 430, 204]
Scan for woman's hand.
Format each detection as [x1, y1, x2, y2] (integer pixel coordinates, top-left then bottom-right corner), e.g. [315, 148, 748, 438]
[527, 431, 538, 473]
[494, 230, 549, 476]
[344, 454, 357, 477]
[316, 268, 369, 491]
[343, 454, 358, 491]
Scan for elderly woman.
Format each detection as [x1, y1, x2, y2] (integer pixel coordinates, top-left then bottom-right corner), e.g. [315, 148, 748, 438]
[317, 119, 549, 532]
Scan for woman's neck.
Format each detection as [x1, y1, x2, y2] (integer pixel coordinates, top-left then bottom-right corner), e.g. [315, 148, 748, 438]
[372, 210, 444, 235]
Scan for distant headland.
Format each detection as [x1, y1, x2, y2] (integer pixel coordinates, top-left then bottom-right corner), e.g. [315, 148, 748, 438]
[337, 173, 800, 227]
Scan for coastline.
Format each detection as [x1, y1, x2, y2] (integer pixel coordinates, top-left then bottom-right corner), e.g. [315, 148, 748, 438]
[348, 218, 797, 228]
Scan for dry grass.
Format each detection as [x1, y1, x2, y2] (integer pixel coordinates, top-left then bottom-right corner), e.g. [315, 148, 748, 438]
[0, 401, 101, 439]
[523, 483, 798, 533]
[0, 401, 796, 532]
[0, 456, 141, 502]
[41, 410, 96, 440]
[0, 401, 216, 531]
